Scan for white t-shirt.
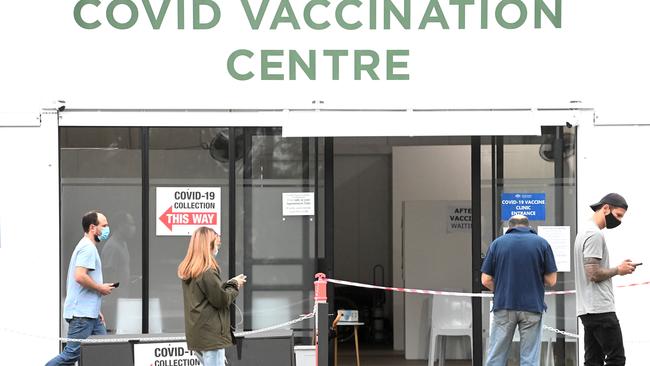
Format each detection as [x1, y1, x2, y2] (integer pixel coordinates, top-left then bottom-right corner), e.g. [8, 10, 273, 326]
[574, 220, 616, 316]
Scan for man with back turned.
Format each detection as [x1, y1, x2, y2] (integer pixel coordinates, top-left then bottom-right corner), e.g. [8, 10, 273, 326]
[481, 215, 558, 366]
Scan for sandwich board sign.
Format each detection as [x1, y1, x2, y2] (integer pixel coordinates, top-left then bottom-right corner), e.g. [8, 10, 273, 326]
[133, 342, 202, 366]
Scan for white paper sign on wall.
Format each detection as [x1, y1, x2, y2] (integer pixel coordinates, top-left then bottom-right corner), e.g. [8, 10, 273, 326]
[133, 342, 202, 366]
[156, 187, 221, 236]
[282, 192, 315, 216]
[537, 226, 571, 272]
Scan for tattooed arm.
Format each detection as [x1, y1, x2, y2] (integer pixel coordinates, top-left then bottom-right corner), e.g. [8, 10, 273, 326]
[584, 257, 636, 282]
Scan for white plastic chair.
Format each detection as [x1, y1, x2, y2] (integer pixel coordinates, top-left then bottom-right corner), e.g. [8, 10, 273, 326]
[115, 298, 162, 334]
[428, 295, 472, 366]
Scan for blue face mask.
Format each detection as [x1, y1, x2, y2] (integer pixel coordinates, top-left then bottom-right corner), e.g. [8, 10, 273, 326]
[97, 226, 110, 241]
[213, 248, 219, 258]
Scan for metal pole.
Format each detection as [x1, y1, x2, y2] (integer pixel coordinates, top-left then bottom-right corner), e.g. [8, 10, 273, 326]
[471, 136, 483, 366]
[324, 138, 335, 365]
[141, 127, 150, 333]
[317, 302, 329, 366]
[229, 128, 237, 328]
[243, 129, 253, 330]
[553, 127, 566, 365]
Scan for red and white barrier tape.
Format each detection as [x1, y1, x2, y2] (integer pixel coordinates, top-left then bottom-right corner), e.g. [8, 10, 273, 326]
[328, 278, 650, 340]
[614, 280, 650, 289]
[545, 280, 650, 295]
[328, 278, 492, 298]
[327, 279, 650, 297]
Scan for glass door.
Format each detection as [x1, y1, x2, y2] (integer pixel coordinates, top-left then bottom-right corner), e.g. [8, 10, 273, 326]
[480, 126, 578, 365]
[237, 128, 319, 340]
[60, 126, 321, 340]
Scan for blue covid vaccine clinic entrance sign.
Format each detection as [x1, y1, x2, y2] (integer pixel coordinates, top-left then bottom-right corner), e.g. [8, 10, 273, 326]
[501, 193, 546, 221]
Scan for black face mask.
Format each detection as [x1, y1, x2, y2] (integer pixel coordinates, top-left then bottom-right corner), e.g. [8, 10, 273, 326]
[605, 212, 621, 229]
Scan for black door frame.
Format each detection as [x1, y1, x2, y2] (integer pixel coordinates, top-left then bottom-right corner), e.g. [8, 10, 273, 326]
[471, 136, 483, 366]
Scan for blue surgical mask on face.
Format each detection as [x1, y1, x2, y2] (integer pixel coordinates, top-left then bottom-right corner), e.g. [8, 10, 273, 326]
[98, 226, 110, 241]
[213, 248, 219, 258]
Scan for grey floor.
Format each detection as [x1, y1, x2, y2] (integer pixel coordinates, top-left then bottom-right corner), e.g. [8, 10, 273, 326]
[337, 353, 468, 366]
[335, 343, 470, 366]
[335, 344, 572, 366]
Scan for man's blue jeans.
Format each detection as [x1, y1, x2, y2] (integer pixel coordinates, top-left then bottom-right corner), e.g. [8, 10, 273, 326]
[197, 349, 226, 366]
[485, 310, 543, 366]
[45, 317, 106, 366]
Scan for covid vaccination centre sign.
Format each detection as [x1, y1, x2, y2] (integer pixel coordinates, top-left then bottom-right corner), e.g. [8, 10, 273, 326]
[70, 0, 560, 82]
[4, 0, 650, 127]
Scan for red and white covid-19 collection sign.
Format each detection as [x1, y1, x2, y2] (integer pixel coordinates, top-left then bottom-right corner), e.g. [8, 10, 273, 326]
[156, 187, 221, 236]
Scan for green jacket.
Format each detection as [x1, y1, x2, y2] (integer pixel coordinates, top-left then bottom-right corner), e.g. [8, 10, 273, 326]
[181, 268, 239, 351]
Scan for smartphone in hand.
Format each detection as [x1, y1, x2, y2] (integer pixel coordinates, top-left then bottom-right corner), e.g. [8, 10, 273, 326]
[111, 282, 120, 288]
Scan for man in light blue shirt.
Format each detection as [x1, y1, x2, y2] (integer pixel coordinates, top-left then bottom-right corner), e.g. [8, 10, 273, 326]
[46, 211, 115, 366]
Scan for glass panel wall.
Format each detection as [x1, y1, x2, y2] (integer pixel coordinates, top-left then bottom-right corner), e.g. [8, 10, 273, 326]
[60, 127, 143, 334]
[60, 126, 319, 338]
[148, 127, 231, 333]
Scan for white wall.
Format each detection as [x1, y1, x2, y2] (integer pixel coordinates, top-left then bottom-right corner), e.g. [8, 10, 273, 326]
[577, 122, 650, 365]
[0, 112, 60, 364]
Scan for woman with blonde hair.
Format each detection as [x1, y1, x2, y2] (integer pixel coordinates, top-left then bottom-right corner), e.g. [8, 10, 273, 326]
[178, 226, 246, 366]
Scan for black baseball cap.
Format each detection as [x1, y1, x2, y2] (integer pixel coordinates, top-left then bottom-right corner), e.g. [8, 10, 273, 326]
[590, 193, 629, 211]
